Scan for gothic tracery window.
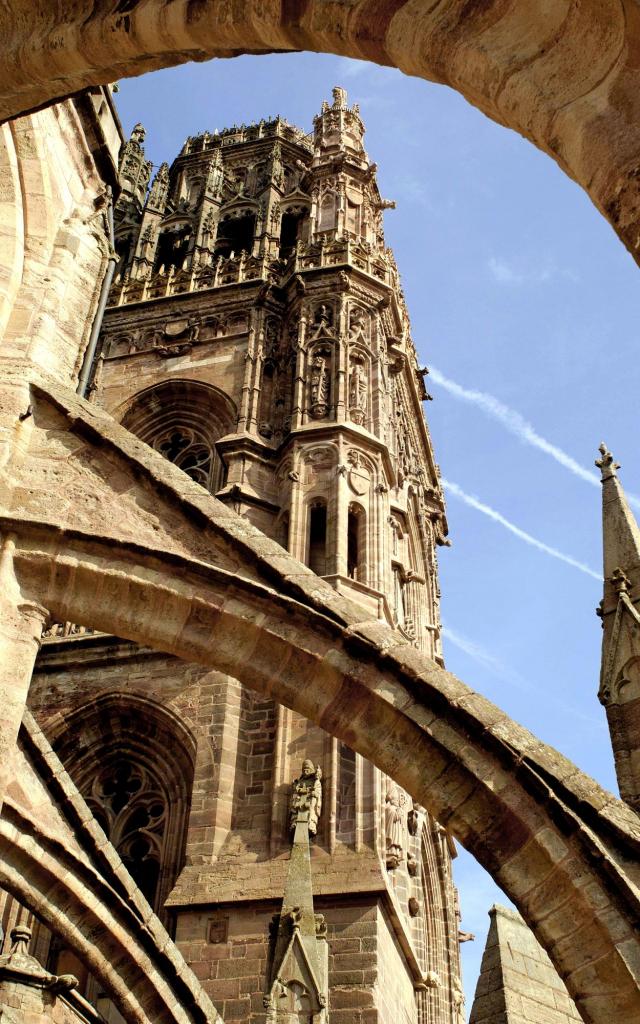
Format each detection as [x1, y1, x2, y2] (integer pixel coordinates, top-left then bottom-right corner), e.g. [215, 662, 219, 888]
[86, 758, 166, 907]
[154, 425, 213, 488]
[120, 379, 236, 494]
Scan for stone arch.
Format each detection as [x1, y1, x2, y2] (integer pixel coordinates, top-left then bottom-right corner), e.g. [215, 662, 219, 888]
[0, 712, 221, 1024]
[8, 442, 640, 1024]
[1, 3, 640, 266]
[118, 378, 237, 492]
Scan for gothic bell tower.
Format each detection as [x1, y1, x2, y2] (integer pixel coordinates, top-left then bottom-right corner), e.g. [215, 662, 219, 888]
[23, 87, 465, 1024]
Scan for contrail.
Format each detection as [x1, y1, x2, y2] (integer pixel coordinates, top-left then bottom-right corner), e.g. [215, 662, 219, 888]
[441, 624, 602, 725]
[442, 479, 601, 580]
[430, 365, 640, 510]
[441, 625, 525, 686]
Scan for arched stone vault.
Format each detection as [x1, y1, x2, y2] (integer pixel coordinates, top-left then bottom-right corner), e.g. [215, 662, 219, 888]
[2, 1, 640, 264]
[2, 371, 640, 1024]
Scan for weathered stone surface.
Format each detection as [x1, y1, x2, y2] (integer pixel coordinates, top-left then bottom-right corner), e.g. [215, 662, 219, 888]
[1, 3, 640, 269]
[0, 17, 639, 1023]
[470, 905, 582, 1024]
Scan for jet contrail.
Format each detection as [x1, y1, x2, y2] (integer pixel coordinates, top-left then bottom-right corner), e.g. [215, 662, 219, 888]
[442, 479, 601, 580]
[441, 625, 526, 687]
[430, 365, 640, 510]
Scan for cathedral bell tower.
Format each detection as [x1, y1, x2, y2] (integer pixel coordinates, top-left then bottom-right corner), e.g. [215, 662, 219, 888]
[23, 88, 465, 1024]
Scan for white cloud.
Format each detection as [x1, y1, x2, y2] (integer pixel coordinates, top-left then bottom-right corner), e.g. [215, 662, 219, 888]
[430, 366, 640, 512]
[488, 256, 524, 285]
[487, 256, 579, 286]
[442, 478, 601, 580]
[442, 625, 525, 687]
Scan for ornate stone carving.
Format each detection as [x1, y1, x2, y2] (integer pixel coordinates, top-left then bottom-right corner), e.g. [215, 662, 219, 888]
[289, 759, 322, 836]
[348, 355, 367, 424]
[309, 348, 330, 418]
[148, 162, 170, 210]
[385, 781, 406, 869]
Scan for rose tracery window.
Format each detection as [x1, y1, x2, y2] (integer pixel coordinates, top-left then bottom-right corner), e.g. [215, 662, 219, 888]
[153, 426, 213, 488]
[85, 759, 167, 908]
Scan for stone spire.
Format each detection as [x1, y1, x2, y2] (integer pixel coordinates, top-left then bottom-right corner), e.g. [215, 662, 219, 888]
[116, 122, 152, 214]
[596, 443, 640, 809]
[469, 906, 581, 1024]
[264, 760, 328, 1022]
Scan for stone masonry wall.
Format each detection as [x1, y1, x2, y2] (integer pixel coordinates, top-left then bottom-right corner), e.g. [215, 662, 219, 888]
[470, 905, 581, 1024]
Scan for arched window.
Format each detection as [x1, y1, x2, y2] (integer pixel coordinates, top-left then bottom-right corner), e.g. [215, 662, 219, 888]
[279, 209, 307, 258]
[85, 757, 165, 906]
[51, 693, 196, 921]
[120, 379, 236, 494]
[318, 193, 335, 233]
[154, 224, 191, 272]
[347, 502, 366, 582]
[47, 695, 196, 1019]
[307, 500, 328, 576]
[214, 212, 255, 258]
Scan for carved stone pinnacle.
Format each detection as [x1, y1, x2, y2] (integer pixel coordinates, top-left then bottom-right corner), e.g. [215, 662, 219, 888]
[595, 442, 620, 480]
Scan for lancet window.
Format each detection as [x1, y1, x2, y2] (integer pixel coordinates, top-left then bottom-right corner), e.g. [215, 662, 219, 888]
[318, 192, 336, 233]
[154, 425, 213, 488]
[51, 694, 196, 920]
[279, 209, 307, 258]
[307, 500, 328, 576]
[86, 758, 166, 907]
[154, 224, 191, 272]
[347, 502, 366, 583]
[214, 212, 255, 258]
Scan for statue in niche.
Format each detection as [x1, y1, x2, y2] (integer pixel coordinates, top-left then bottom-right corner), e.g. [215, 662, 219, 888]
[309, 351, 330, 418]
[289, 759, 323, 836]
[308, 303, 332, 341]
[348, 306, 367, 344]
[385, 782, 406, 869]
[348, 358, 367, 424]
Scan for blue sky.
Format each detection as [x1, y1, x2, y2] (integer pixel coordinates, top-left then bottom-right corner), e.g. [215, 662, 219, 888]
[114, 51, 640, 1012]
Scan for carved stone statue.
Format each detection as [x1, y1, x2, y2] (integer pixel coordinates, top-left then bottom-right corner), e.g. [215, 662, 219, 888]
[348, 307, 367, 343]
[130, 122, 145, 147]
[348, 359, 367, 423]
[385, 782, 405, 869]
[289, 759, 322, 835]
[309, 352, 329, 418]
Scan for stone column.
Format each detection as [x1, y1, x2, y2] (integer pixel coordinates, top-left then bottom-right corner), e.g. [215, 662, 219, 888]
[0, 534, 47, 810]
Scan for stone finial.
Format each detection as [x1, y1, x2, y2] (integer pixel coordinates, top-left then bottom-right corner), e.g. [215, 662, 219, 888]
[596, 442, 620, 481]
